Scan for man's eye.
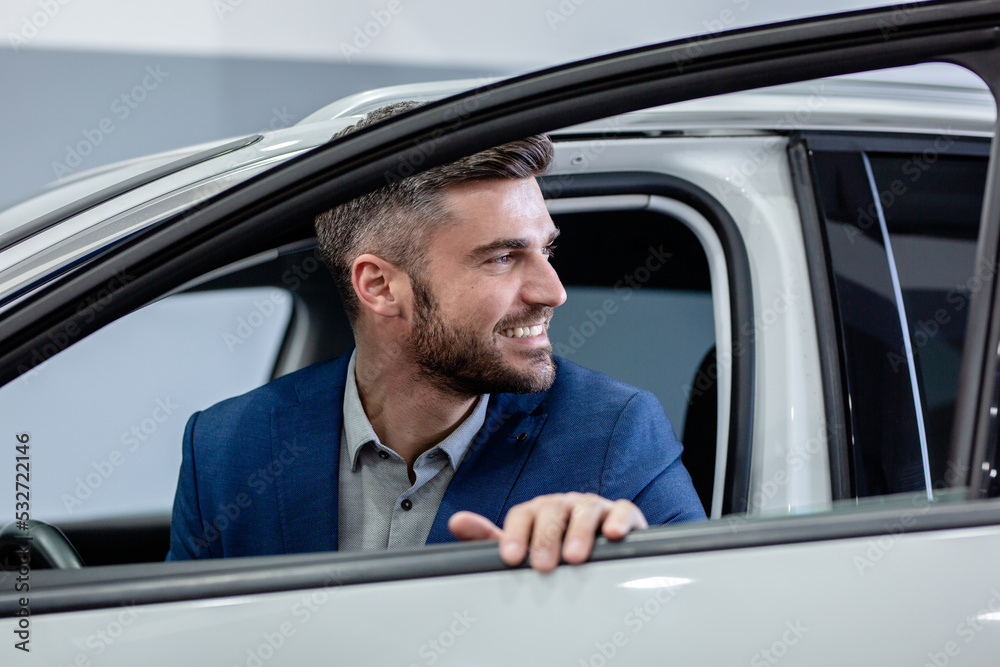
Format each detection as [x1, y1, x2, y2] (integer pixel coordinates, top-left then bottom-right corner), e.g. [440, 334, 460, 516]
[543, 244, 557, 259]
[491, 254, 511, 264]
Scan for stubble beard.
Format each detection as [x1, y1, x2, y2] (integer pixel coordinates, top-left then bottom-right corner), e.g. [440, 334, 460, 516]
[407, 274, 556, 398]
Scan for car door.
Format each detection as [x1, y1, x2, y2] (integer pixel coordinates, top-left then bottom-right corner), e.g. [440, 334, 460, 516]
[2, 2, 1000, 665]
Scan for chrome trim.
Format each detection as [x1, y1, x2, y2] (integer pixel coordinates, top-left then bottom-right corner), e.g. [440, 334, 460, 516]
[0, 135, 263, 252]
[0, 151, 310, 315]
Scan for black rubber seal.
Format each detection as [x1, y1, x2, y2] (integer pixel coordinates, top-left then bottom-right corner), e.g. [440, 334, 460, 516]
[787, 139, 853, 500]
[2, 498, 997, 617]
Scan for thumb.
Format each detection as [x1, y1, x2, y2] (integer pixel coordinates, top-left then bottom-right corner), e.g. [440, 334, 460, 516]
[448, 511, 504, 541]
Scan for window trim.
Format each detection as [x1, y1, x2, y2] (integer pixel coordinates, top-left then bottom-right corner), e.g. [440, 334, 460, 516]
[946, 49, 1000, 499]
[5, 497, 999, 617]
[545, 192, 733, 519]
[787, 140, 853, 500]
[539, 172, 754, 516]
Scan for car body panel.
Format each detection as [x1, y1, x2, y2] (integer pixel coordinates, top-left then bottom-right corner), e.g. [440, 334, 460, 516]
[547, 137, 829, 515]
[0, 74, 993, 311]
[5, 518, 1000, 665]
[0, 122, 350, 309]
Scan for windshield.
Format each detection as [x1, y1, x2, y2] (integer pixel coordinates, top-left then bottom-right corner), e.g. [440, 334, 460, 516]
[0, 151, 196, 238]
[0, 135, 267, 254]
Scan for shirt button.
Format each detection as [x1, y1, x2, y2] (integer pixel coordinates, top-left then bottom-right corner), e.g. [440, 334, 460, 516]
[516, 432, 527, 442]
[428, 452, 438, 459]
[401, 499, 413, 511]
[378, 450, 390, 460]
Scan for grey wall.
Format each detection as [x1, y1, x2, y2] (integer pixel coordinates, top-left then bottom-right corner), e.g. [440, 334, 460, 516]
[0, 47, 498, 208]
[0, 0, 910, 210]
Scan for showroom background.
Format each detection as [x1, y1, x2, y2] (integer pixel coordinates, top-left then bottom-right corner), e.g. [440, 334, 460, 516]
[0, 0, 906, 209]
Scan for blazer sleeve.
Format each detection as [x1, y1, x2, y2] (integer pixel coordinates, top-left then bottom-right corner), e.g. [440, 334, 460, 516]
[600, 390, 707, 525]
[165, 411, 212, 560]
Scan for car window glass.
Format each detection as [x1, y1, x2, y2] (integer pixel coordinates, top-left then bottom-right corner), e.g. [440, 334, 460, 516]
[807, 138, 990, 498]
[0, 288, 292, 525]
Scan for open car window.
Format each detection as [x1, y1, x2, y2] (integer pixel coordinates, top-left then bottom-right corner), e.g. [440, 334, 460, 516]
[0, 58, 992, 565]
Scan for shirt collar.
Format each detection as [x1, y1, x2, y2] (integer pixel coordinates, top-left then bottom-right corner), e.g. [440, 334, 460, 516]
[342, 349, 489, 471]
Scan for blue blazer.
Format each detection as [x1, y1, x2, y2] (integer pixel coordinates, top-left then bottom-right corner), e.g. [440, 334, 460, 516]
[166, 353, 705, 560]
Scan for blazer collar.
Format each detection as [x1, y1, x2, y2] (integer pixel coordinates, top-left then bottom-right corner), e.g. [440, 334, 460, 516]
[425, 389, 550, 544]
[270, 350, 553, 551]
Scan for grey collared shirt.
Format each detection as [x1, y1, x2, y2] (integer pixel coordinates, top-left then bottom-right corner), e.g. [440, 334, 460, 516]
[338, 350, 489, 551]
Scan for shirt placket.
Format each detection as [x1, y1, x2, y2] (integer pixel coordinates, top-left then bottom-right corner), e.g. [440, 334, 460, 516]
[386, 451, 446, 549]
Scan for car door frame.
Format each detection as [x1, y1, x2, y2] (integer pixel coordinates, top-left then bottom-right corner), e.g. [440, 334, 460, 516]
[2, 0, 1000, 619]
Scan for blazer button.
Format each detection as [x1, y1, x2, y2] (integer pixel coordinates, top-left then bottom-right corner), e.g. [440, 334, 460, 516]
[516, 432, 527, 442]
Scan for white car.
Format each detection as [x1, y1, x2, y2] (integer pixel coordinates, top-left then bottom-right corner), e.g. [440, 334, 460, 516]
[2, 2, 1000, 664]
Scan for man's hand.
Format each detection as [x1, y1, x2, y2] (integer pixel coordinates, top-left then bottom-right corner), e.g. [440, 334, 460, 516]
[447, 492, 647, 573]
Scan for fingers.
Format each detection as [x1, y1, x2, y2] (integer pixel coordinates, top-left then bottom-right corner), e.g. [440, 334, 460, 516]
[560, 494, 607, 565]
[504, 493, 633, 572]
[526, 496, 575, 572]
[497, 503, 532, 567]
[600, 499, 648, 540]
[464, 495, 649, 573]
[448, 510, 504, 542]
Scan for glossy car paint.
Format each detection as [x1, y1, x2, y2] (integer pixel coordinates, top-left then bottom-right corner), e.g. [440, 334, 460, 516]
[7, 515, 1000, 665]
[547, 136, 830, 516]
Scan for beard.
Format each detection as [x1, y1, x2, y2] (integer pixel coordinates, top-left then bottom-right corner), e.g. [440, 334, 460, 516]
[407, 273, 556, 397]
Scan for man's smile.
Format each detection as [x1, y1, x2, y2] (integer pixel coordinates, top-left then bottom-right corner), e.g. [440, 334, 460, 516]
[500, 324, 546, 339]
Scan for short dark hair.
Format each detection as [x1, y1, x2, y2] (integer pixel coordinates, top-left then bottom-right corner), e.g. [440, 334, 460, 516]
[314, 101, 553, 322]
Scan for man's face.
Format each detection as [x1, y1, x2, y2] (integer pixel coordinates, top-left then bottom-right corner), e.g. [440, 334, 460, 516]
[407, 177, 567, 397]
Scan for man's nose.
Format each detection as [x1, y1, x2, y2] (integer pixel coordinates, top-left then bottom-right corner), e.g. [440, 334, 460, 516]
[523, 256, 567, 308]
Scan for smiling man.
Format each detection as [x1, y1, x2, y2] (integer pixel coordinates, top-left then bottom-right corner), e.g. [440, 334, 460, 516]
[166, 102, 705, 571]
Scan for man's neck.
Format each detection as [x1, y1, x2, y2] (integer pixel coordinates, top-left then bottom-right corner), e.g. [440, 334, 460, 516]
[353, 351, 480, 468]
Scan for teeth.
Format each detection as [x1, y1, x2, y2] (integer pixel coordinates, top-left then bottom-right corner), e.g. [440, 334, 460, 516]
[502, 325, 545, 338]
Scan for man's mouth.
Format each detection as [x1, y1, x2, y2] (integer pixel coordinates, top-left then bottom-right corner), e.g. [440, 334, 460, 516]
[500, 324, 545, 339]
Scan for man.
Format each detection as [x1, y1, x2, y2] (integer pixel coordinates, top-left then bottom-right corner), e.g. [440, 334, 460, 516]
[166, 102, 705, 572]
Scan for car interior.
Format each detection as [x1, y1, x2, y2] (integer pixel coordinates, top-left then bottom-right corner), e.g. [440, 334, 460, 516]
[0, 191, 724, 570]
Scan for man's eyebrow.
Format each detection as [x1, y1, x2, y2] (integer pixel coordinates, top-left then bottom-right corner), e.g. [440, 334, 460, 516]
[468, 228, 561, 260]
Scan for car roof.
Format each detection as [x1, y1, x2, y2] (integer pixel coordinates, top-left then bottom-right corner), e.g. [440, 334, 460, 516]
[0, 69, 992, 312]
[10, 69, 993, 229]
[300, 70, 994, 137]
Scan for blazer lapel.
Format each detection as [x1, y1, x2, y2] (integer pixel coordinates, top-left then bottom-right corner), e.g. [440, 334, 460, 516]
[426, 391, 549, 544]
[270, 354, 351, 554]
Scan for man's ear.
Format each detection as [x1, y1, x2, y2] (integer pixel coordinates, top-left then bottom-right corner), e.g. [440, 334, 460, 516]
[352, 254, 410, 318]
